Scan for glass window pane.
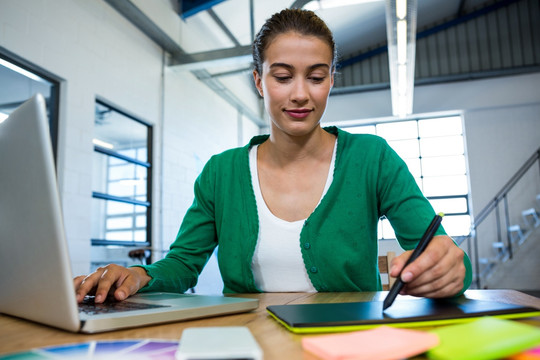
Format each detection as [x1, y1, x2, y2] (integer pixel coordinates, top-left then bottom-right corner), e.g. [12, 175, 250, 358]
[136, 165, 147, 179]
[420, 136, 464, 156]
[94, 102, 148, 162]
[106, 217, 133, 230]
[92, 101, 151, 247]
[106, 201, 137, 215]
[423, 175, 469, 196]
[134, 230, 146, 241]
[136, 148, 147, 162]
[418, 116, 462, 137]
[429, 197, 468, 214]
[119, 149, 136, 159]
[107, 182, 135, 197]
[0, 57, 54, 120]
[109, 163, 136, 181]
[347, 125, 376, 134]
[136, 215, 146, 227]
[377, 120, 417, 140]
[109, 156, 124, 165]
[441, 215, 471, 236]
[106, 231, 134, 241]
[92, 152, 147, 201]
[387, 139, 419, 159]
[422, 155, 466, 176]
[91, 198, 147, 243]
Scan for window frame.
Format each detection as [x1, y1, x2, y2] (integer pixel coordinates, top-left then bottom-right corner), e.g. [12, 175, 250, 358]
[0, 47, 61, 159]
[91, 98, 153, 247]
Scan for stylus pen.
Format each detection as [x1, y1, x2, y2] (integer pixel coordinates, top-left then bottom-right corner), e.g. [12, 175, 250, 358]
[382, 213, 444, 311]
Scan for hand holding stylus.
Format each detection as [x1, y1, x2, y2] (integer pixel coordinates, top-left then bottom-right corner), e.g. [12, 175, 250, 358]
[384, 214, 467, 310]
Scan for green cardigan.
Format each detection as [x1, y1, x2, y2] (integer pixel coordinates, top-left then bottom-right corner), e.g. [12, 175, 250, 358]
[137, 127, 472, 294]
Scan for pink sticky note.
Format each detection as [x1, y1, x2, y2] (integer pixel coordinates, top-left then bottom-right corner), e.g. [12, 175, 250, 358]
[508, 346, 540, 360]
[302, 326, 439, 360]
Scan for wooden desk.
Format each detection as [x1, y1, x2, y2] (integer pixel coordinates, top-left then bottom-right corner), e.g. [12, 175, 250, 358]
[1, 290, 539, 359]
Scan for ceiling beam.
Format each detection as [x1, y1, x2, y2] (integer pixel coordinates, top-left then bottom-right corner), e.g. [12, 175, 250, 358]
[105, 0, 252, 69]
[290, 0, 311, 8]
[169, 46, 252, 69]
[106, 0, 259, 70]
[191, 69, 266, 127]
[207, 8, 241, 47]
[103, 0, 187, 60]
[103, 0, 264, 126]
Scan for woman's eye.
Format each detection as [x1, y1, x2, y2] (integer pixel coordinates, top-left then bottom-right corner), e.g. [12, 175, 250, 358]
[310, 77, 325, 83]
[274, 76, 291, 82]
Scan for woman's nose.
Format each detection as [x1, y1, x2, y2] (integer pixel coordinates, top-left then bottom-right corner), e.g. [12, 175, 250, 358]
[290, 79, 309, 104]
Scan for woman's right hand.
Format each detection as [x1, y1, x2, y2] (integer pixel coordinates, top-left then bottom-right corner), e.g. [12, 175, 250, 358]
[73, 264, 151, 303]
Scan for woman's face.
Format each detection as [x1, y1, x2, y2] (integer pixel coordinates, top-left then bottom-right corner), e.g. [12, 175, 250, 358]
[253, 32, 334, 138]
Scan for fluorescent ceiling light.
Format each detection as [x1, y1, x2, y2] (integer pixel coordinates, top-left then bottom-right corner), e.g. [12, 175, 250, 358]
[305, 0, 383, 11]
[397, 19, 407, 64]
[0, 58, 46, 83]
[398, 64, 407, 95]
[385, 0, 417, 118]
[396, 0, 407, 19]
[92, 138, 114, 149]
[0, 112, 8, 124]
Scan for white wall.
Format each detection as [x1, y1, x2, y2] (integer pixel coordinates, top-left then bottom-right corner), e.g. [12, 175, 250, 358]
[0, 0, 259, 277]
[161, 69, 245, 251]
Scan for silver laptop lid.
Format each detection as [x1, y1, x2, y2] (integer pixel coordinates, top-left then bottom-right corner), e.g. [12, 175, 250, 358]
[0, 94, 81, 331]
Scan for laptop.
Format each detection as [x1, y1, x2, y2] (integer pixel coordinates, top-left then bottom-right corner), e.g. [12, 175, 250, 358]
[0, 94, 258, 333]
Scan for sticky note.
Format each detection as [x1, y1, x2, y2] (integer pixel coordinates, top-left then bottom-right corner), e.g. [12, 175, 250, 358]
[508, 345, 540, 360]
[301, 326, 439, 360]
[427, 317, 540, 360]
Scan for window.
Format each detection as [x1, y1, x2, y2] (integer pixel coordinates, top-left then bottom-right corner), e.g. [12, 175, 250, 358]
[0, 51, 60, 155]
[344, 116, 471, 238]
[91, 100, 152, 247]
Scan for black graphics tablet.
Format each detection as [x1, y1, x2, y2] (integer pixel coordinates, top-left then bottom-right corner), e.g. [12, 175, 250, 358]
[267, 297, 540, 333]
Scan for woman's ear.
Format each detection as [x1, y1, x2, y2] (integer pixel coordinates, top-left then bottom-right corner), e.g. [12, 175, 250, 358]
[253, 70, 263, 97]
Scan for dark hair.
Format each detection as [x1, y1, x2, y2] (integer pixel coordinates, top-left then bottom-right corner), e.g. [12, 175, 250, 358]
[252, 8, 337, 75]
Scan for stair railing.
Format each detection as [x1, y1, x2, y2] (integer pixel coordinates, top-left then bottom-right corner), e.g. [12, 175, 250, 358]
[458, 147, 540, 288]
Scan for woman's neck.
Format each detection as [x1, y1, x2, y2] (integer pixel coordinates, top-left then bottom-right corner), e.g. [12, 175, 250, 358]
[260, 126, 335, 167]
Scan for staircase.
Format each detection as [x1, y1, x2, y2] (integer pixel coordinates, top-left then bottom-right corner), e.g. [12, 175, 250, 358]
[480, 198, 540, 290]
[460, 147, 540, 290]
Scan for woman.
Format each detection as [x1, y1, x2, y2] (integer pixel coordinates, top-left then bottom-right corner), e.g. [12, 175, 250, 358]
[75, 9, 471, 303]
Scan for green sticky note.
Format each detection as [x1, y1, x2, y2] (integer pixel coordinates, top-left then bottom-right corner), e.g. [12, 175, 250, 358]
[427, 317, 540, 360]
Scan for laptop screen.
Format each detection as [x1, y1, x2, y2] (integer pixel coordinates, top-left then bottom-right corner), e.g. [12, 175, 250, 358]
[0, 94, 82, 331]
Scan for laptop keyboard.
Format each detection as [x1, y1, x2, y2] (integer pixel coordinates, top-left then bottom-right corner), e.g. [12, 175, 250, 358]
[79, 296, 169, 315]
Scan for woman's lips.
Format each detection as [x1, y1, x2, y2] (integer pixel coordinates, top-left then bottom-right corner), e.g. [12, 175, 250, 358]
[284, 108, 312, 119]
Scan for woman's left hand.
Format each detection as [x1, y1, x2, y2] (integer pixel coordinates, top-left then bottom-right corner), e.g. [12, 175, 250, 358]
[389, 235, 466, 298]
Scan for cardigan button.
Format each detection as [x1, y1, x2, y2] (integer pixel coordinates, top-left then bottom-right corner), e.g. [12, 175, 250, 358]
[310, 266, 318, 273]
[303, 242, 311, 249]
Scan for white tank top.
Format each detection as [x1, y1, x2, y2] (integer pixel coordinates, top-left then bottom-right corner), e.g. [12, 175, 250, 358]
[249, 141, 337, 292]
